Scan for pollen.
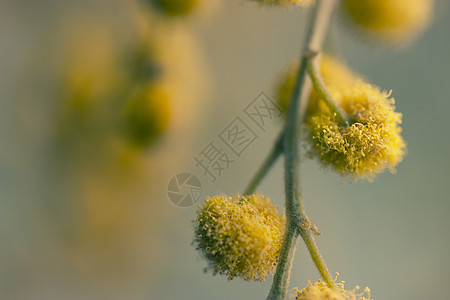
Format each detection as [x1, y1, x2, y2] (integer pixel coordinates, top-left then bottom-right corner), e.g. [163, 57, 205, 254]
[295, 278, 372, 300]
[306, 81, 406, 181]
[193, 194, 285, 281]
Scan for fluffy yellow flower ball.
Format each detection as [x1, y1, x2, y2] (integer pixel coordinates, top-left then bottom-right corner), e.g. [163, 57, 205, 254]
[275, 55, 405, 180]
[307, 81, 406, 180]
[251, 0, 314, 7]
[295, 279, 372, 300]
[341, 0, 434, 43]
[194, 194, 285, 281]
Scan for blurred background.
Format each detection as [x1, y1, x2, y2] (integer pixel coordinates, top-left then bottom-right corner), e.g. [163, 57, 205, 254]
[1, 0, 449, 299]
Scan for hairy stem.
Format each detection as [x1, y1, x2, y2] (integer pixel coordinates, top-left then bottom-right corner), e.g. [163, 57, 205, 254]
[306, 54, 350, 125]
[299, 227, 335, 288]
[244, 133, 283, 195]
[267, 1, 337, 299]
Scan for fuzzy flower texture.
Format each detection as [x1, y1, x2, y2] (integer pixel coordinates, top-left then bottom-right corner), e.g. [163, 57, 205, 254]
[295, 279, 372, 300]
[194, 194, 285, 281]
[277, 55, 406, 180]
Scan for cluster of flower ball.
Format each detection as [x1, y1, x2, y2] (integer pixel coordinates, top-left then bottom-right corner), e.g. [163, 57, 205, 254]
[191, 0, 434, 298]
[59, 0, 205, 156]
[55, 0, 206, 255]
[193, 39, 407, 300]
[194, 194, 372, 299]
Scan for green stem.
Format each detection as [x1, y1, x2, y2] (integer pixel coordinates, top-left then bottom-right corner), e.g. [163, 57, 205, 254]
[243, 133, 283, 195]
[266, 222, 300, 299]
[245, 50, 350, 196]
[267, 1, 337, 299]
[306, 54, 350, 125]
[298, 228, 335, 288]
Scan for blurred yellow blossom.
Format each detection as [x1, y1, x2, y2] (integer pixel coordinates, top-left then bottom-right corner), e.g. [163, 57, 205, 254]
[341, 0, 434, 43]
[146, 0, 199, 17]
[122, 83, 171, 148]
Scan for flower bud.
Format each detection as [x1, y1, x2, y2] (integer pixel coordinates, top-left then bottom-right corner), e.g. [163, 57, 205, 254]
[341, 0, 434, 43]
[122, 83, 171, 148]
[147, 0, 199, 17]
[194, 194, 285, 281]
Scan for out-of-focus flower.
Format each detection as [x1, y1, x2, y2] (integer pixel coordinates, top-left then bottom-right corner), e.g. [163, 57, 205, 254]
[146, 0, 199, 17]
[341, 0, 434, 43]
[122, 83, 171, 148]
[49, 4, 210, 280]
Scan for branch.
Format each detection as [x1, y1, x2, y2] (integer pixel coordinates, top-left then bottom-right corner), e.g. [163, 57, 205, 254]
[267, 1, 337, 299]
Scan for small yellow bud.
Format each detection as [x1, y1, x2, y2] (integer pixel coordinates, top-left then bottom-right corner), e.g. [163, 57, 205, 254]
[307, 81, 406, 180]
[194, 194, 285, 281]
[341, 0, 434, 43]
[251, 0, 314, 7]
[147, 0, 199, 17]
[122, 83, 171, 148]
[295, 278, 372, 300]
